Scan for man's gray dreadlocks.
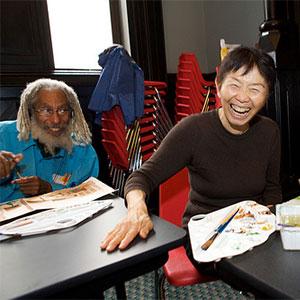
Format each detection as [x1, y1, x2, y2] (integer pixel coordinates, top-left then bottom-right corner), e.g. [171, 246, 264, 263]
[17, 78, 92, 145]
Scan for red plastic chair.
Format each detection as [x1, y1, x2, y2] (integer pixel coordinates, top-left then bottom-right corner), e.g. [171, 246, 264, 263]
[178, 53, 216, 88]
[158, 168, 215, 298]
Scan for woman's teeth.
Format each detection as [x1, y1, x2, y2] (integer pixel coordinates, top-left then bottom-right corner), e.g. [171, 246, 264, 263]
[231, 104, 250, 114]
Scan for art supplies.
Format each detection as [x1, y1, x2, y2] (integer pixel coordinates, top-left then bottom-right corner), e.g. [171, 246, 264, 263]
[200, 206, 240, 250]
[188, 200, 275, 262]
[276, 196, 300, 250]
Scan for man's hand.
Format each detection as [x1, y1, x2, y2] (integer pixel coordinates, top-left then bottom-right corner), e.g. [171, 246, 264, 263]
[0, 151, 23, 179]
[100, 190, 153, 252]
[11, 176, 52, 196]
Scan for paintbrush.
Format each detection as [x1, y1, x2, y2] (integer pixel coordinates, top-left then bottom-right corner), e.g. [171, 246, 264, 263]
[15, 165, 22, 178]
[201, 206, 240, 251]
[9, 157, 23, 178]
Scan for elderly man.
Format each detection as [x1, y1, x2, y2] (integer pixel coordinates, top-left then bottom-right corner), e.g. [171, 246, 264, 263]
[0, 78, 99, 202]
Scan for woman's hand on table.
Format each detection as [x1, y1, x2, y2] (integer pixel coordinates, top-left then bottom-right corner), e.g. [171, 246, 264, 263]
[100, 190, 153, 252]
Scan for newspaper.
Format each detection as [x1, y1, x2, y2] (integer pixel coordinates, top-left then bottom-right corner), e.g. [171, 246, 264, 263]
[0, 177, 116, 222]
[0, 200, 113, 237]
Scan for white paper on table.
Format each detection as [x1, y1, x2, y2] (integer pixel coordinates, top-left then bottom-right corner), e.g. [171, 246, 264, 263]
[0, 177, 116, 222]
[188, 200, 275, 263]
[27, 177, 116, 207]
[0, 200, 113, 236]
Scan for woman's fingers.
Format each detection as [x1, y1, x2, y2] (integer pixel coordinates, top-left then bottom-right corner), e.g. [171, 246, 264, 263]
[139, 215, 154, 239]
[101, 213, 153, 252]
[118, 226, 141, 250]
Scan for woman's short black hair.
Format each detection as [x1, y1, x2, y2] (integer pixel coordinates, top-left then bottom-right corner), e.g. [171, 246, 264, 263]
[216, 46, 276, 92]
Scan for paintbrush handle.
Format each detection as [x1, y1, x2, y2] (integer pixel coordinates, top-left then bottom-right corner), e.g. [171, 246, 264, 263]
[218, 206, 239, 229]
[201, 231, 219, 250]
[201, 206, 240, 251]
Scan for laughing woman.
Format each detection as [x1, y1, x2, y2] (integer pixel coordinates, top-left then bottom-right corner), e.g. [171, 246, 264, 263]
[101, 46, 282, 273]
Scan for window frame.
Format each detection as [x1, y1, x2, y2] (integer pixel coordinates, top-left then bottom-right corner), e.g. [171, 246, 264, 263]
[0, 0, 123, 86]
[1, 0, 167, 86]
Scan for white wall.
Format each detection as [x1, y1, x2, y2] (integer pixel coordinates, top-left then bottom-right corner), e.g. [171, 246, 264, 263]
[162, 0, 208, 73]
[120, 0, 131, 53]
[162, 0, 264, 73]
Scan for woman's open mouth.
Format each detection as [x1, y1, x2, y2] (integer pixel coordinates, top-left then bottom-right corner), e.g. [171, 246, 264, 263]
[230, 104, 250, 114]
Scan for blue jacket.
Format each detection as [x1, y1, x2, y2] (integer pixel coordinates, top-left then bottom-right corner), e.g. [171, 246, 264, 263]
[88, 45, 144, 125]
[0, 121, 99, 202]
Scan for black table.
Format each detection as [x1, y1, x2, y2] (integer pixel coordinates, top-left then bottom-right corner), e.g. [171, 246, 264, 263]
[217, 231, 300, 299]
[0, 198, 186, 299]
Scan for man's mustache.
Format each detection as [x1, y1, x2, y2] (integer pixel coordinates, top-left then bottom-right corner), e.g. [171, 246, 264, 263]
[43, 124, 67, 130]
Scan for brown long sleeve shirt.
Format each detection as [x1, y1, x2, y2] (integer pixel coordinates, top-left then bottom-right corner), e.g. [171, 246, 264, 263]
[124, 109, 282, 229]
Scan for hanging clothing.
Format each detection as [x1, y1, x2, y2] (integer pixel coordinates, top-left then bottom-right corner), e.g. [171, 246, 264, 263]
[88, 45, 144, 125]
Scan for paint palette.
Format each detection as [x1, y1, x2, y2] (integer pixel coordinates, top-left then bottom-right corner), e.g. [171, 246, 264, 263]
[188, 200, 276, 262]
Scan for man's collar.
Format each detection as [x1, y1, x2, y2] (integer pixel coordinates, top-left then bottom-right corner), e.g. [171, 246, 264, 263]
[36, 140, 61, 158]
[17, 134, 36, 152]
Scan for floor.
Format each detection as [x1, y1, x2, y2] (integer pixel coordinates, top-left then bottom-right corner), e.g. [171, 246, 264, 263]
[103, 269, 254, 299]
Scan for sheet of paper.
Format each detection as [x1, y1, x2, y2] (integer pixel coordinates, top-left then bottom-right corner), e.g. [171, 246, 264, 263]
[0, 200, 113, 236]
[0, 199, 34, 222]
[0, 177, 116, 222]
[188, 200, 275, 263]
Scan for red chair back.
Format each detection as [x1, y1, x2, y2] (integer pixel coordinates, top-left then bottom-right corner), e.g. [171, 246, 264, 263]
[159, 168, 189, 226]
[158, 168, 216, 289]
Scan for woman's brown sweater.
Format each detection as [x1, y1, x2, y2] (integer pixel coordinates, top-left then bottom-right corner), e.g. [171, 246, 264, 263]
[124, 109, 282, 229]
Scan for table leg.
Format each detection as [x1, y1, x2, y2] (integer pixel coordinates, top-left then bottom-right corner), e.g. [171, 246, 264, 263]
[115, 282, 127, 299]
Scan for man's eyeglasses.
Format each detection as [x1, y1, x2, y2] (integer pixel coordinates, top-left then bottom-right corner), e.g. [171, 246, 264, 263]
[34, 107, 72, 117]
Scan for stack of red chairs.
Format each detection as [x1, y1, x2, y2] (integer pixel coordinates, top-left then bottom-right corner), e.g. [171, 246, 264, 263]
[140, 81, 172, 162]
[175, 53, 221, 123]
[101, 106, 130, 170]
[101, 106, 135, 195]
[100, 81, 172, 196]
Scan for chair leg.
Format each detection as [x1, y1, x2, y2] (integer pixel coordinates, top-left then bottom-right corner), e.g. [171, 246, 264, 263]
[154, 269, 160, 299]
[157, 271, 166, 300]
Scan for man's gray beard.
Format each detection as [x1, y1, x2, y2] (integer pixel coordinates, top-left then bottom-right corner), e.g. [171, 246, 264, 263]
[31, 119, 73, 155]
